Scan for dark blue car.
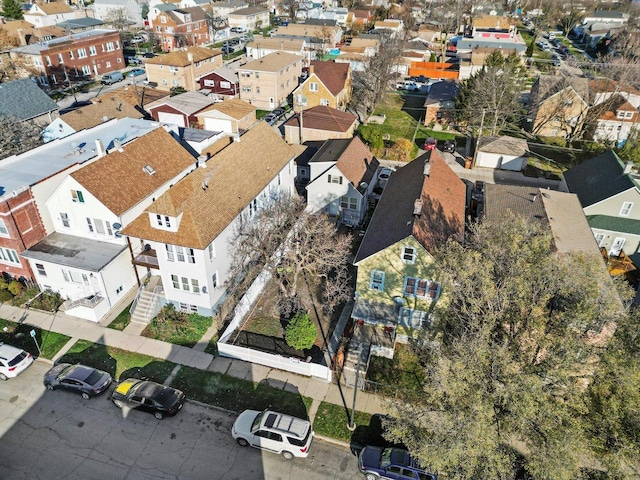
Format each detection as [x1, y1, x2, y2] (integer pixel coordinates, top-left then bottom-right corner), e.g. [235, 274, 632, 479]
[358, 446, 437, 480]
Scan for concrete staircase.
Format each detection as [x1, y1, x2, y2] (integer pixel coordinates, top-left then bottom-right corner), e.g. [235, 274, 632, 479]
[130, 277, 162, 325]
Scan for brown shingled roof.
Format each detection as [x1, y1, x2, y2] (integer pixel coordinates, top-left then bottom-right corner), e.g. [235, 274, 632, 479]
[310, 60, 350, 96]
[241, 51, 303, 72]
[34, 1, 72, 14]
[197, 98, 256, 119]
[71, 128, 196, 216]
[284, 105, 357, 132]
[95, 86, 170, 108]
[335, 137, 377, 187]
[61, 95, 143, 130]
[121, 122, 305, 249]
[144, 46, 221, 67]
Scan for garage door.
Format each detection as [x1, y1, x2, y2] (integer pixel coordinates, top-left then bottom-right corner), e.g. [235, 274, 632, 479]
[158, 112, 186, 127]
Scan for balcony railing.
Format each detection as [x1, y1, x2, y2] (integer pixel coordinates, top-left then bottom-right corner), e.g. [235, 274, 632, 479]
[133, 248, 159, 268]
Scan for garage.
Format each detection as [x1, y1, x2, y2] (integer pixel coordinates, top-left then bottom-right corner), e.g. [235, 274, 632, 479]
[475, 136, 529, 171]
[157, 112, 186, 127]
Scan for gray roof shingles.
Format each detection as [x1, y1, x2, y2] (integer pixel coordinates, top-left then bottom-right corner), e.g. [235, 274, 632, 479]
[0, 78, 59, 121]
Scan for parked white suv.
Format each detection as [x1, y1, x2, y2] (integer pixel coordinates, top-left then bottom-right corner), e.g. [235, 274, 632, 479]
[232, 410, 314, 459]
[0, 344, 34, 380]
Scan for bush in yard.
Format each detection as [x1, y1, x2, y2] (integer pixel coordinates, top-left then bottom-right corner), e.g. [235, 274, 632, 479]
[157, 303, 188, 324]
[284, 311, 317, 351]
[8, 280, 22, 296]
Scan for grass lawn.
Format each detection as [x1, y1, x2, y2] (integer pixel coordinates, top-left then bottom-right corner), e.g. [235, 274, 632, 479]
[142, 312, 212, 348]
[243, 313, 283, 337]
[107, 303, 132, 331]
[170, 365, 312, 417]
[313, 402, 373, 443]
[366, 343, 424, 394]
[204, 334, 218, 356]
[57, 339, 176, 382]
[0, 318, 71, 360]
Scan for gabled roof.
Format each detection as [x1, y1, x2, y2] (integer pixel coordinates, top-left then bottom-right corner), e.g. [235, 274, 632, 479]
[210, 65, 239, 83]
[589, 78, 640, 96]
[354, 150, 466, 263]
[70, 128, 196, 216]
[423, 80, 459, 106]
[196, 98, 256, 119]
[154, 3, 177, 11]
[167, 6, 208, 23]
[309, 60, 349, 96]
[144, 46, 220, 67]
[531, 75, 590, 104]
[477, 135, 528, 156]
[0, 78, 59, 121]
[587, 214, 640, 236]
[229, 5, 268, 15]
[284, 105, 357, 132]
[95, 85, 169, 108]
[246, 37, 305, 51]
[241, 51, 303, 72]
[121, 122, 305, 249]
[563, 150, 638, 208]
[147, 91, 215, 115]
[60, 95, 143, 130]
[31, 1, 72, 14]
[56, 17, 104, 29]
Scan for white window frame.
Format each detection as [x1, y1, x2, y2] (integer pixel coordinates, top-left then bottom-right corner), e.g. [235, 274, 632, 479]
[309, 82, 318, 92]
[594, 233, 605, 247]
[77, 48, 87, 58]
[89, 45, 97, 56]
[370, 270, 385, 291]
[35, 263, 47, 276]
[328, 174, 343, 184]
[166, 245, 175, 262]
[60, 213, 70, 228]
[0, 219, 9, 237]
[176, 246, 185, 262]
[620, 202, 633, 216]
[402, 246, 416, 264]
[171, 274, 180, 289]
[212, 272, 218, 289]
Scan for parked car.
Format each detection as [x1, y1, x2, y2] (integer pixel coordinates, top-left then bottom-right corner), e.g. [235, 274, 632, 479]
[142, 52, 156, 58]
[101, 71, 124, 85]
[0, 344, 34, 381]
[130, 35, 146, 44]
[125, 56, 142, 65]
[423, 137, 437, 151]
[396, 81, 419, 91]
[272, 107, 285, 117]
[222, 45, 235, 55]
[378, 167, 393, 181]
[127, 68, 145, 77]
[232, 409, 314, 459]
[264, 113, 278, 125]
[471, 180, 485, 202]
[111, 378, 186, 419]
[44, 363, 112, 399]
[358, 446, 437, 480]
[442, 139, 456, 153]
[230, 26, 246, 33]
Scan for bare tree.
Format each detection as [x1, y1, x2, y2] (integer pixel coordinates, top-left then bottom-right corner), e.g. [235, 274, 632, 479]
[349, 31, 405, 119]
[279, 0, 301, 21]
[227, 193, 352, 316]
[103, 7, 131, 32]
[425, 0, 470, 64]
[0, 115, 43, 160]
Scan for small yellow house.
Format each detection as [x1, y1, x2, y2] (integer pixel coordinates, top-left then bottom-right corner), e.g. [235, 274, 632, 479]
[292, 60, 352, 111]
[145, 46, 223, 92]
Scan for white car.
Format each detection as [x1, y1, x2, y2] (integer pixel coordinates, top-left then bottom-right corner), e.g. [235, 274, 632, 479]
[232, 410, 314, 459]
[0, 344, 34, 381]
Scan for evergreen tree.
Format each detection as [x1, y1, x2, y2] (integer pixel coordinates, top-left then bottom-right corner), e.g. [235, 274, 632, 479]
[2, 0, 23, 20]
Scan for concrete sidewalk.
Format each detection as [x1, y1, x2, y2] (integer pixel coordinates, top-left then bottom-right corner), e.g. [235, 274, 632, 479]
[0, 302, 386, 421]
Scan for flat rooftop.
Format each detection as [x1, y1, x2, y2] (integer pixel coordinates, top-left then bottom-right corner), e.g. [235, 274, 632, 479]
[0, 118, 160, 200]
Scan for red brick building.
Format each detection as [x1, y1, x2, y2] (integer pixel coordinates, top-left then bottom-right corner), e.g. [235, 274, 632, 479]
[10, 28, 125, 86]
[0, 189, 47, 281]
[153, 7, 210, 52]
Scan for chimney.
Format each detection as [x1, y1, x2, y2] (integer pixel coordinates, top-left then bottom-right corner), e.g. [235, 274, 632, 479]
[309, 64, 314, 75]
[232, 133, 241, 142]
[187, 52, 194, 62]
[623, 161, 634, 175]
[95, 139, 105, 157]
[198, 154, 207, 167]
[413, 198, 423, 216]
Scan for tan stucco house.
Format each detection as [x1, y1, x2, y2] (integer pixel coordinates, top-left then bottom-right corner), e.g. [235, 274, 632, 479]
[145, 46, 223, 91]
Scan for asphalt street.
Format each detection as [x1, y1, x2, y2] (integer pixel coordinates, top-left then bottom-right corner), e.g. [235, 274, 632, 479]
[0, 361, 359, 480]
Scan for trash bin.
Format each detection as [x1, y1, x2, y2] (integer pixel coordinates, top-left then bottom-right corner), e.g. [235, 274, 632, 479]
[465, 158, 472, 169]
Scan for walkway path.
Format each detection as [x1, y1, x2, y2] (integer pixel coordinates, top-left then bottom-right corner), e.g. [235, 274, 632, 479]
[0, 302, 385, 423]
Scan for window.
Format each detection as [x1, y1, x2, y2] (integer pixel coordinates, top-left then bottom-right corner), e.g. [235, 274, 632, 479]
[116, 285, 123, 294]
[0, 219, 8, 237]
[77, 48, 87, 58]
[165, 216, 171, 228]
[190, 304, 198, 313]
[328, 174, 343, 184]
[208, 243, 215, 260]
[86, 218, 94, 233]
[57, 53, 63, 63]
[191, 279, 200, 293]
[212, 272, 218, 289]
[0, 248, 20, 265]
[181, 277, 189, 291]
[404, 277, 440, 300]
[62, 270, 69, 282]
[256, 86, 260, 94]
[320, 99, 329, 106]
[81, 65, 91, 76]
[60, 213, 70, 228]
[105, 42, 115, 52]
[82, 273, 89, 285]
[71, 190, 85, 202]
[106, 221, 113, 236]
[89, 45, 97, 56]
[93, 218, 105, 235]
[68, 50, 74, 59]
[187, 248, 195, 264]
[309, 82, 318, 92]
[171, 275, 180, 289]
[242, 86, 252, 93]
[594, 233, 605, 246]
[370, 270, 385, 291]
[156, 214, 163, 227]
[166, 245, 175, 262]
[402, 246, 416, 263]
[340, 196, 358, 209]
[620, 202, 633, 216]
[45, 56, 51, 66]
[35, 263, 46, 276]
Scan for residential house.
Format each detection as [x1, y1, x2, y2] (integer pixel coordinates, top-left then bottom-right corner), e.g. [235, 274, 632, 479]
[456, 14, 527, 56]
[10, 29, 125, 87]
[94, 85, 171, 114]
[23, 1, 81, 28]
[351, 150, 465, 359]
[561, 150, 640, 265]
[0, 20, 67, 46]
[208, 0, 248, 19]
[292, 60, 351, 111]
[0, 118, 159, 283]
[43, 95, 144, 142]
[336, 37, 378, 72]
[56, 17, 105, 33]
[144, 46, 223, 91]
[573, 10, 629, 47]
[588, 95, 640, 147]
[237, 52, 303, 110]
[423, 80, 458, 127]
[317, 7, 349, 27]
[152, 6, 211, 51]
[474, 136, 529, 171]
[245, 38, 306, 60]
[283, 105, 358, 144]
[528, 75, 590, 139]
[0, 78, 59, 126]
[147, 2, 178, 25]
[94, 0, 146, 27]
[348, 9, 372, 26]
[269, 23, 342, 54]
[227, 6, 270, 30]
[195, 98, 257, 133]
[372, 19, 404, 37]
[582, 10, 629, 25]
[305, 137, 379, 226]
[198, 65, 239, 97]
[22, 126, 199, 322]
[147, 90, 217, 127]
[120, 122, 303, 317]
[590, 79, 640, 109]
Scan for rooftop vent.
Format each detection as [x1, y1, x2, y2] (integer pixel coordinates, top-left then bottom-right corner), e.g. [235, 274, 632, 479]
[143, 164, 156, 175]
[413, 198, 423, 215]
[423, 160, 431, 177]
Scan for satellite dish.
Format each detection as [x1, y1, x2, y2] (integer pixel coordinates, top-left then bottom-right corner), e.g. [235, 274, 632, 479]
[114, 231, 122, 238]
[112, 223, 122, 230]
[360, 182, 368, 189]
[144, 244, 151, 251]
[202, 286, 207, 293]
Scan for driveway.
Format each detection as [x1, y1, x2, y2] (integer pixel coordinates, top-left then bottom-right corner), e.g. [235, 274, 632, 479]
[0, 361, 359, 480]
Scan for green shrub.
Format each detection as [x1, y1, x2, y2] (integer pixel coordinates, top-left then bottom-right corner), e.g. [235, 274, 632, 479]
[0, 290, 12, 302]
[0, 278, 8, 291]
[8, 280, 23, 296]
[284, 311, 317, 350]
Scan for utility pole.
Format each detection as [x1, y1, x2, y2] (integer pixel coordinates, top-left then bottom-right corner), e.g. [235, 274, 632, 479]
[411, 116, 422, 145]
[471, 108, 486, 168]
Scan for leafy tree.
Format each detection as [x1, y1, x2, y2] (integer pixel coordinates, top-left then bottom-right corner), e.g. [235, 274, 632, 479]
[227, 193, 352, 316]
[382, 214, 626, 480]
[285, 311, 317, 350]
[2, 0, 23, 19]
[0, 115, 44, 160]
[141, 3, 149, 20]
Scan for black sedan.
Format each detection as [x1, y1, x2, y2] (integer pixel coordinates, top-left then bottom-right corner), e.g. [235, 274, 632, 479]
[44, 363, 112, 399]
[111, 378, 186, 419]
